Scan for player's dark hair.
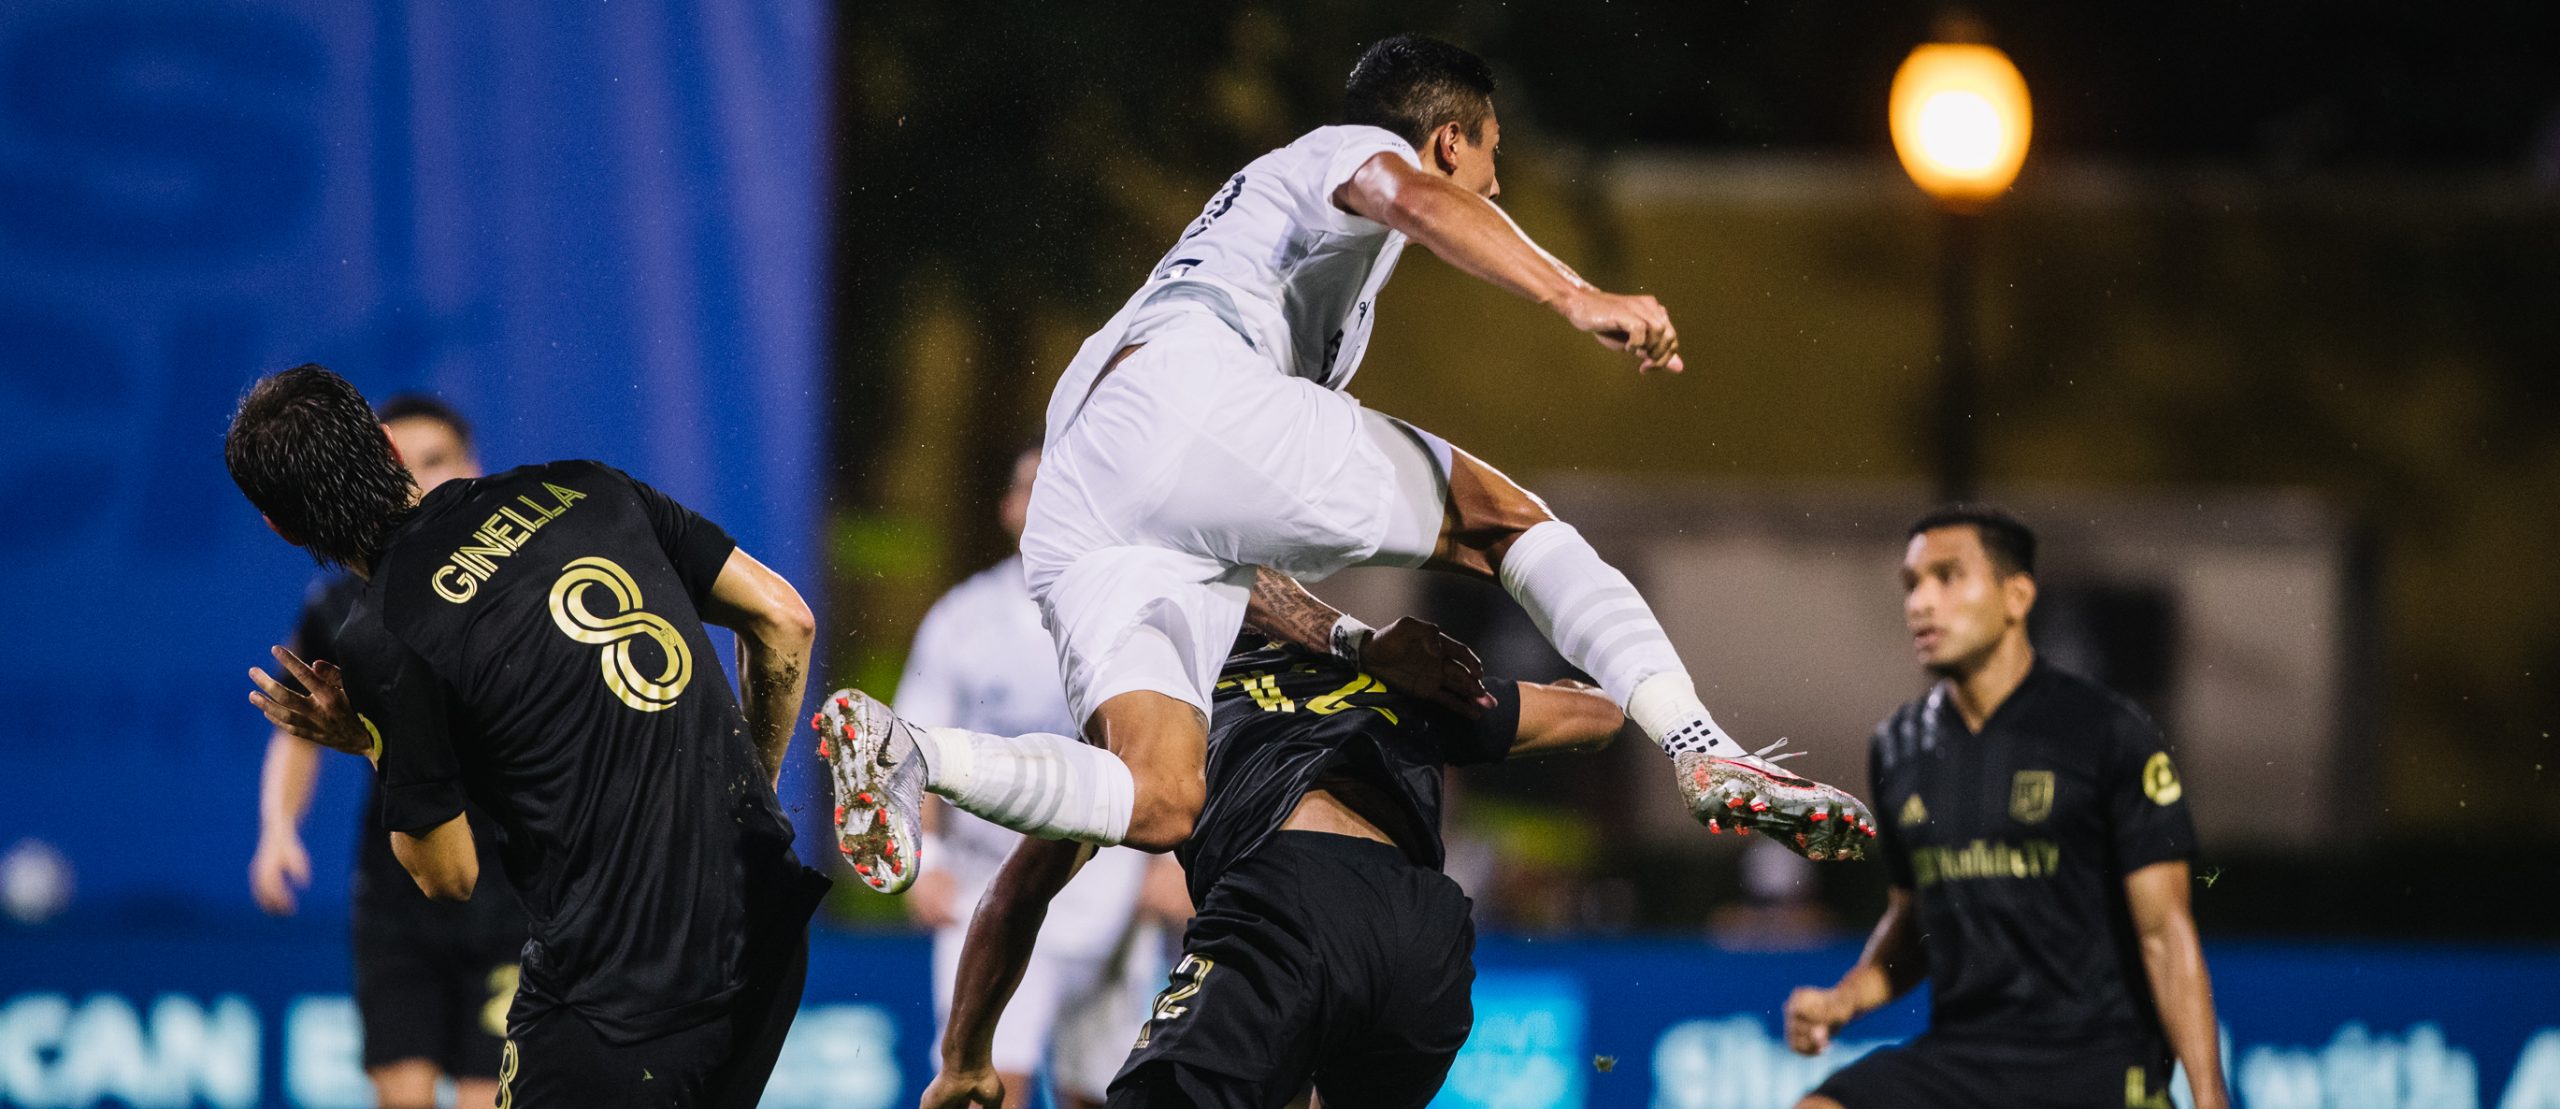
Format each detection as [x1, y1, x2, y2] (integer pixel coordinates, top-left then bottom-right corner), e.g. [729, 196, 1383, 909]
[226, 364, 419, 572]
[1344, 34, 1497, 150]
[377, 392, 472, 448]
[1907, 504, 2037, 577]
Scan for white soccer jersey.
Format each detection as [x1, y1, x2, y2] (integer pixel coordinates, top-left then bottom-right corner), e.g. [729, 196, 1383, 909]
[893, 557, 1082, 886]
[1046, 125, 1419, 437]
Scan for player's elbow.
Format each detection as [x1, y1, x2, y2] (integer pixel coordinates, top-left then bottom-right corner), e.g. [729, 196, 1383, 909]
[761, 591, 817, 655]
[412, 858, 477, 902]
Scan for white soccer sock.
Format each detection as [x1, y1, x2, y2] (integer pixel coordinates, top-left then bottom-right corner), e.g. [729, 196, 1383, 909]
[917, 726, 1136, 846]
[1498, 520, 1746, 758]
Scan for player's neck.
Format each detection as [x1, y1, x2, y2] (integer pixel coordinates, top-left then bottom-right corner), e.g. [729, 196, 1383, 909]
[1947, 636, 2035, 733]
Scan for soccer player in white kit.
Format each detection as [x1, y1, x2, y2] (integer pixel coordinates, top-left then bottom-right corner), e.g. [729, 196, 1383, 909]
[817, 34, 1875, 899]
[893, 450, 1172, 1109]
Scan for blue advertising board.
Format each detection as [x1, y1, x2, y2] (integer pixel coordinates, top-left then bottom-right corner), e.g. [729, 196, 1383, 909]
[3, 929, 2554, 1108]
[0, 0, 833, 923]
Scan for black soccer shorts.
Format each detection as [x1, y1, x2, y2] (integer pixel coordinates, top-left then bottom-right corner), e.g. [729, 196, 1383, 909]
[499, 929, 808, 1109]
[1109, 832, 1476, 1109]
[351, 899, 522, 1077]
[1811, 1033, 2180, 1109]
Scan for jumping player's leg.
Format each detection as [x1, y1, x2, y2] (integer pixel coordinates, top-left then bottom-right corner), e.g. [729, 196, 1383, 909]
[1358, 413, 1876, 857]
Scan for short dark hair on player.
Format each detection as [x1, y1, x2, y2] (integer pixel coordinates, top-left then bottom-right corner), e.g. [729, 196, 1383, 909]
[376, 392, 472, 448]
[226, 364, 419, 572]
[1907, 504, 2037, 577]
[1343, 34, 1497, 149]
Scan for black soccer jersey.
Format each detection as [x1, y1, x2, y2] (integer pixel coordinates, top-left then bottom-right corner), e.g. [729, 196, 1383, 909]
[291, 574, 517, 924]
[1180, 639, 1522, 907]
[339, 460, 827, 1043]
[1868, 658, 2199, 1047]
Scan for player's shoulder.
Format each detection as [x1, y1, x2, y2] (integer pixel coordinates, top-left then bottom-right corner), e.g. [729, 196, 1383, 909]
[1265, 124, 1415, 171]
[2035, 661, 2155, 727]
[1870, 690, 1938, 767]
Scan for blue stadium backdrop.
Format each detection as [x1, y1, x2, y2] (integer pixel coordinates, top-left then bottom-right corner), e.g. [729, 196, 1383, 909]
[0, 0, 831, 919]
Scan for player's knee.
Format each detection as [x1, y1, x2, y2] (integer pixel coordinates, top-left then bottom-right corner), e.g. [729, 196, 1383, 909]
[1123, 774, 1203, 853]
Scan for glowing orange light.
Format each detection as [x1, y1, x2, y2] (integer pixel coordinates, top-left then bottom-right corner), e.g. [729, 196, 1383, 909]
[1889, 43, 2032, 211]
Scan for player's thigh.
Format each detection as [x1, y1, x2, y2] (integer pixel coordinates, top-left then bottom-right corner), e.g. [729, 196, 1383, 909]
[1804, 1041, 1977, 1109]
[352, 919, 453, 1076]
[439, 943, 517, 1081]
[1418, 436, 1557, 579]
[1113, 894, 1323, 1102]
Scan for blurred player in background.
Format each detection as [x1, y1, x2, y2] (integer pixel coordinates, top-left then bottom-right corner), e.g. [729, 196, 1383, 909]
[246, 394, 525, 1109]
[895, 448, 1181, 1109]
[923, 627, 1634, 1109]
[229, 364, 829, 1108]
[823, 32, 1869, 905]
[1783, 507, 2228, 1109]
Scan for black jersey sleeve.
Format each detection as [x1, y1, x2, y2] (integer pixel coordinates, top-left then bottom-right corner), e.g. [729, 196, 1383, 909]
[608, 466, 737, 609]
[1870, 729, 1918, 890]
[2106, 709, 2198, 873]
[348, 626, 470, 839]
[1440, 676, 1523, 767]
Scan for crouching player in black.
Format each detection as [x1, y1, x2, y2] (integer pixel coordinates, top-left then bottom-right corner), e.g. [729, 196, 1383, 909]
[227, 364, 831, 1108]
[919, 625, 1634, 1109]
[1783, 507, 2228, 1109]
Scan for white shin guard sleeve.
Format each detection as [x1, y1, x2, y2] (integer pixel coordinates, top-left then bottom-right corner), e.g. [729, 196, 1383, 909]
[1498, 520, 1742, 757]
[925, 727, 1136, 846]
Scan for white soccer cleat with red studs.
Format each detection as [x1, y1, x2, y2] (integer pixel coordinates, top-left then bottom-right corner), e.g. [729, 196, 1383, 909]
[1674, 741, 1877, 862]
[813, 688, 927, 894]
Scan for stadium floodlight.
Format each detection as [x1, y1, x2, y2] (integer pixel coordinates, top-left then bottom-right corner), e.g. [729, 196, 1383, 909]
[1889, 41, 2031, 212]
[1889, 25, 2030, 501]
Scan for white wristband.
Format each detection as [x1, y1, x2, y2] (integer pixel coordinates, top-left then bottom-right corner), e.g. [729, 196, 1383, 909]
[1328, 614, 1375, 669]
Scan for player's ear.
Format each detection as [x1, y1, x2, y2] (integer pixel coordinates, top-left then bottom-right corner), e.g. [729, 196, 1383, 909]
[2003, 571, 2037, 623]
[1430, 122, 1463, 174]
[378, 423, 406, 469]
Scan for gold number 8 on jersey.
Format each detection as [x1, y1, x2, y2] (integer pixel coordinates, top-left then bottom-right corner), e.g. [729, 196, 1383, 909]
[548, 556, 693, 712]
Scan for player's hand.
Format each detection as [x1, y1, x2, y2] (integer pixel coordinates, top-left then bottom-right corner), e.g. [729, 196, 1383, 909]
[1363, 617, 1495, 718]
[904, 868, 961, 930]
[918, 1064, 1004, 1108]
[249, 646, 369, 756]
[1561, 287, 1683, 374]
[1784, 985, 1858, 1055]
[248, 830, 311, 916]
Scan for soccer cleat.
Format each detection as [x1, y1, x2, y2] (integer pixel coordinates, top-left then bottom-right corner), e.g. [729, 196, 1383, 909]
[814, 688, 928, 894]
[1674, 740, 1876, 862]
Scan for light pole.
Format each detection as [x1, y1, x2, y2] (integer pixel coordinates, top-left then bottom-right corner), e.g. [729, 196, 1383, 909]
[1890, 28, 2031, 502]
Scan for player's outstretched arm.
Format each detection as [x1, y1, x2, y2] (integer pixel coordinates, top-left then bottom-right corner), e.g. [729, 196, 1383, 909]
[923, 835, 1093, 1108]
[1245, 568, 1493, 715]
[700, 549, 816, 789]
[1506, 678, 1635, 757]
[1785, 887, 1927, 1055]
[1335, 153, 1683, 373]
[389, 812, 478, 902]
[2128, 861, 2230, 1109]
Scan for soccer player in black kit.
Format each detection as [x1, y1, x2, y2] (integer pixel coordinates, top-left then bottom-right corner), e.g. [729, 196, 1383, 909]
[229, 364, 829, 1108]
[247, 395, 526, 1109]
[1783, 507, 2229, 1109]
[919, 626, 1637, 1109]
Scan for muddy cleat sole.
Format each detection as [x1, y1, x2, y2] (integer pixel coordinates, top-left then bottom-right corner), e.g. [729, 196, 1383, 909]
[815, 688, 927, 894]
[1675, 748, 1878, 862]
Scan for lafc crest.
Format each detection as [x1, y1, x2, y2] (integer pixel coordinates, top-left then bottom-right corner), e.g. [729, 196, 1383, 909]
[2009, 770, 2055, 824]
[1898, 794, 1929, 827]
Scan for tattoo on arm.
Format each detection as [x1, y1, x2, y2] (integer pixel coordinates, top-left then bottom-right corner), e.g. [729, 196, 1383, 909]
[1244, 568, 1338, 652]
